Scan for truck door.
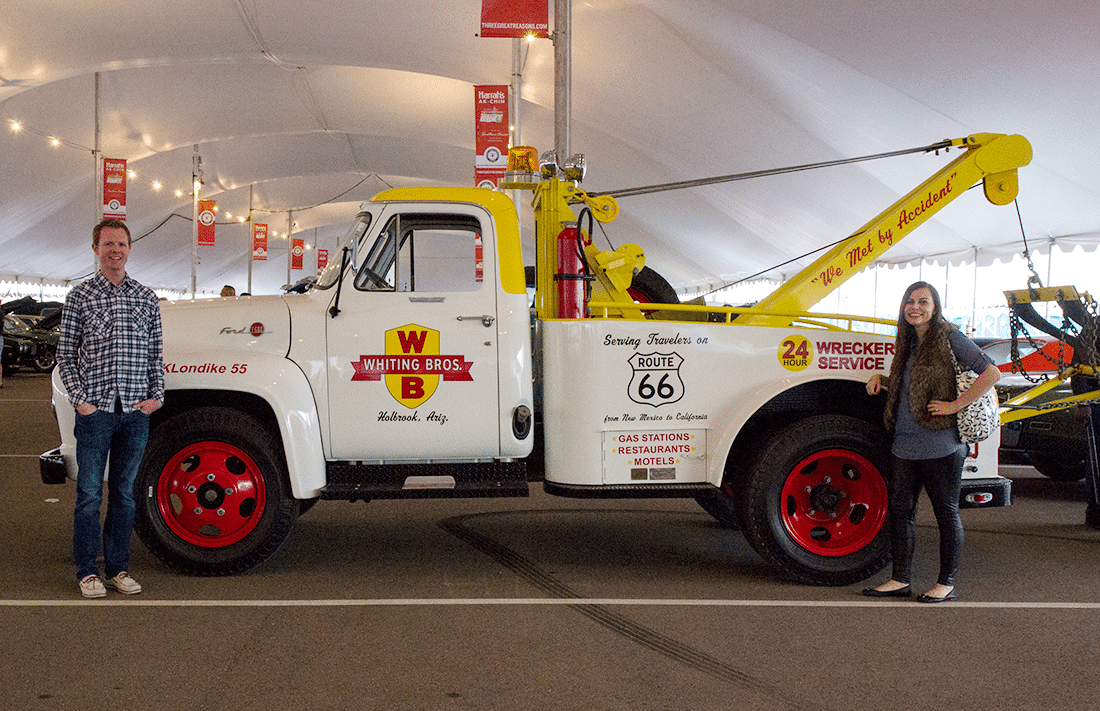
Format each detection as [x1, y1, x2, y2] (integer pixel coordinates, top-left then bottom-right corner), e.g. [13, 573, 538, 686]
[326, 205, 501, 460]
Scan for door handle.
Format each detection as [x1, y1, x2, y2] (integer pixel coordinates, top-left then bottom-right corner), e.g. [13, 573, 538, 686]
[457, 315, 495, 327]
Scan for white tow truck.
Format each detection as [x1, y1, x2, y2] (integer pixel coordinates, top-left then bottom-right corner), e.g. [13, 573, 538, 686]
[42, 133, 1032, 584]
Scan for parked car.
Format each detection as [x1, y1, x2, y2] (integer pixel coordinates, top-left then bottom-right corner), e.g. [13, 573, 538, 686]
[978, 336, 1074, 375]
[977, 336, 1087, 481]
[2, 313, 57, 373]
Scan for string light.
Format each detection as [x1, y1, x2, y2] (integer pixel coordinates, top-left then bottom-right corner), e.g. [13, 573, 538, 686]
[6, 116, 284, 228]
[4, 117, 93, 152]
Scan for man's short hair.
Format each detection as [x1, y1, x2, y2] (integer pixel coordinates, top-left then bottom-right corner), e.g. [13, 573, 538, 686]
[93, 218, 132, 247]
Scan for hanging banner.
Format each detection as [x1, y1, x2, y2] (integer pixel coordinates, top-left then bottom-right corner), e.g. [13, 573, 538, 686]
[317, 248, 329, 275]
[102, 158, 127, 220]
[474, 85, 509, 189]
[252, 223, 268, 261]
[480, 0, 549, 38]
[197, 199, 216, 246]
[291, 238, 304, 270]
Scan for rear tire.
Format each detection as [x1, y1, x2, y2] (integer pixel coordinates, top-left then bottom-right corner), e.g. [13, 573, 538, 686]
[1027, 448, 1086, 482]
[740, 415, 890, 586]
[134, 407, 298, 576]
[695, 487, 741, 529]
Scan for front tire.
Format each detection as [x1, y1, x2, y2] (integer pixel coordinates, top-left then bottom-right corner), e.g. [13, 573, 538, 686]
[740, 415, 890, 586]
[134, 407, 298, 576]
[33, 345, 56, 372]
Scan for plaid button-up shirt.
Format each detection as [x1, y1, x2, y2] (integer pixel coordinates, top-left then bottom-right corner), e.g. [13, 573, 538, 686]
[57, 273, 165, 410]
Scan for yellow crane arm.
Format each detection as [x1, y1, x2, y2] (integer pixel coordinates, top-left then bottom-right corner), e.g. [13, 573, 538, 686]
[736, 133, 1032, 328]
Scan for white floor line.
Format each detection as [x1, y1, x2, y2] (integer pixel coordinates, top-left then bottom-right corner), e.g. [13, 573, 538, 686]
[3, 597, 1099, 609]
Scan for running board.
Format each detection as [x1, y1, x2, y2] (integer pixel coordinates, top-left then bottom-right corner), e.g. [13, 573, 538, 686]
[322, 460, 528, 500]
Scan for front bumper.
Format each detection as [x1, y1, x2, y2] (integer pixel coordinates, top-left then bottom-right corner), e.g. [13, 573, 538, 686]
[40, 447, 67, 485]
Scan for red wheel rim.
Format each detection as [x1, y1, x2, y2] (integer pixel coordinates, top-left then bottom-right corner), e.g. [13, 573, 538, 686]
[627, 288, 659, 316]
[156, 441, 267, 548]
[778, 448, 887, 557]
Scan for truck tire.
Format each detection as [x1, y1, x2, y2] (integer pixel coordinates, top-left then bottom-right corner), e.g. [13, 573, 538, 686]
[739, 414, 890, 586]
[33, 345, 56, 372]
[694, 487, 741, 529]
[134, 407, 298, 576]
[1027, 448, 1086, 481]
[627, 266, 679, 306]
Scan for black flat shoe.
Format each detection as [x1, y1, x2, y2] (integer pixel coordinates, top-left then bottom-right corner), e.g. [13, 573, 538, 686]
[861, 584, 912, 598]
[916, 591, 957, 603]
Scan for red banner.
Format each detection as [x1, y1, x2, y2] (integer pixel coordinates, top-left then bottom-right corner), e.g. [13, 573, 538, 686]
[197, 200, 216, 246]
[474, 85, 509, 188]
[252, 223, 268, 261]
[102, 158, 127, 220]
[480, 0, 549, 38]
[317, 248, 328, 275]
[291, 238, 304, 270]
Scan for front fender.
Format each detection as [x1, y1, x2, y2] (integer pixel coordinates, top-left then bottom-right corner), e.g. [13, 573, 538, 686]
[162, 351, 325, 499]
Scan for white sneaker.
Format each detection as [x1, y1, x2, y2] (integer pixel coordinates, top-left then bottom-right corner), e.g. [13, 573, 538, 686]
[104, 571, 142, 595]
[79, 574, 106, 598]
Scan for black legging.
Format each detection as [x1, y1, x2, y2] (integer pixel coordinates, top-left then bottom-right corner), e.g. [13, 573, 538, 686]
[888, 449, 966, 587]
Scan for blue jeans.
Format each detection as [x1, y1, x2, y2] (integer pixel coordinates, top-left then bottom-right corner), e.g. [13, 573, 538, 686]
[73, 408, 150, 580]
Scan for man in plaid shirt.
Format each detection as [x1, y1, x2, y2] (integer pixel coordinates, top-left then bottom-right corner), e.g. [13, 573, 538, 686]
[57, 218, 164, 598]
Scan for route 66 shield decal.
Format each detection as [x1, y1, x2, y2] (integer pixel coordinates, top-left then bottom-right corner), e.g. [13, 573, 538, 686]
[627, 352, 685, 407]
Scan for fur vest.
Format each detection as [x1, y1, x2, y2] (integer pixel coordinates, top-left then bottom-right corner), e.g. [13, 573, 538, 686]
[883, 324, 958, 432]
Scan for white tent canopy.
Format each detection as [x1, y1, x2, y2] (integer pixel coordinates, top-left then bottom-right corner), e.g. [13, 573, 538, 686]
[2, 1, 1098, 298]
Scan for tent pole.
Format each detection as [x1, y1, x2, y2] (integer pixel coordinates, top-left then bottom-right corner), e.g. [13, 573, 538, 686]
[286, 210, 294, 287]
[247, 184, 254, 295]
[554, 0, 570, 159]
[191, 145, 200, 299]
[971, 249, 978, 337]
[94, 72, 102, 276]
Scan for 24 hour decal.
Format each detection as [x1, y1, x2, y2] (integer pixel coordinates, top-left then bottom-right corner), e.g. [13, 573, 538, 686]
[352, 324, 473, 408]
[779, 335, 813, 372]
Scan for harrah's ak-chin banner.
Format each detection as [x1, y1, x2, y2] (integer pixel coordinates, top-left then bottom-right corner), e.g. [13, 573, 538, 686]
[480, 0, 549, 38]
[252, 223, 268, 261]
[474, 85, 509, 189]
[102, 158, 127, 220]
[291, 238, 304, 270]
[197, 200, 216, 246]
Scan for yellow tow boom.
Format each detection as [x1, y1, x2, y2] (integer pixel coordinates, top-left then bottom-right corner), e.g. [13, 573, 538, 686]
[736, 133, 1033, 327]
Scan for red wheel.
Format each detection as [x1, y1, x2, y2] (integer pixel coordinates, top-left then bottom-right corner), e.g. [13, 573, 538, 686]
[740, 414, 891, 585]
[156, 441, 268, 547]
[135, 407, 297, 575]
[627, 266, 679, 318]
[777, 449, 888, 557]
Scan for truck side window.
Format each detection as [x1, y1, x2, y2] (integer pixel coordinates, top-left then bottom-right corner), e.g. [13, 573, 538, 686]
[355, 213, 483, 293]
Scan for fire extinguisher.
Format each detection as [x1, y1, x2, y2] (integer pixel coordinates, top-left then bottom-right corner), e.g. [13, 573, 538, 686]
[556, 222, 588, 319]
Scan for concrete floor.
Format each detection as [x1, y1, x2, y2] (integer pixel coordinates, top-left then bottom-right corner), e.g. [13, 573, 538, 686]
[2, 370, 1098, 711]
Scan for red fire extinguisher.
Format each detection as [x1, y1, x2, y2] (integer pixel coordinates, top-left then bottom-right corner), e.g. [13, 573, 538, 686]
[556, 223, 588, 319]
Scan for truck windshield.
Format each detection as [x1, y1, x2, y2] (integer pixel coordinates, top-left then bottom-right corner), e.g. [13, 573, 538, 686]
[314, 211, 373, 290]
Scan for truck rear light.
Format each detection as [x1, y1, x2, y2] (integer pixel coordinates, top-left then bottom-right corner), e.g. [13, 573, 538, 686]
[966, 492, 993, 505]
